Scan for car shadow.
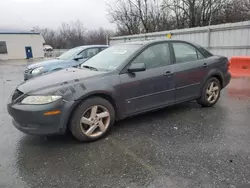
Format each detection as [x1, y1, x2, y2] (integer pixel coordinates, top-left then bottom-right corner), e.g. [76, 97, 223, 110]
[112, 101, 200, 131]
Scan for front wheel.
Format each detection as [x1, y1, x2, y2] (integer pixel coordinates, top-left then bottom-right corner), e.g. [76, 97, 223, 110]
[197, 77, 221, 107]
[70, 97, 115, 142]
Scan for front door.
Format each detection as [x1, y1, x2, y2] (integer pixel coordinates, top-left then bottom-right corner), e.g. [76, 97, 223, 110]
[171, 42, 207, 102]
[118, 42, 175, 115]
[25, 46, 33, 59]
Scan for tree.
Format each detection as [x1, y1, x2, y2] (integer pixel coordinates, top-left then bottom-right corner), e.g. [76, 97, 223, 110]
[58, 20, 86, 48]
[107, 0, 141, 35]
[107, 0, 173, 34]
[108, 0, 250, 36]
[35, 0, 250, 47]
[163, 0, 225, 28]
[34, 21, 112, 49]
[85, 28, 114, 45]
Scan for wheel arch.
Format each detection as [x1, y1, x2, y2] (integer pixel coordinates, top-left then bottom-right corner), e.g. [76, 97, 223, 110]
[212, 75, 223, 88]
[197, 71, 223, 107]
[198, 70, 224, 98]
[204, 70, 224, 88]
[64, 92, 121, 133]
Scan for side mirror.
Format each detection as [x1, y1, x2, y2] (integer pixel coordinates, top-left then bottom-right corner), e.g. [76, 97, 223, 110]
[74, 54, 83, 61]
[128, 63, 146, 73]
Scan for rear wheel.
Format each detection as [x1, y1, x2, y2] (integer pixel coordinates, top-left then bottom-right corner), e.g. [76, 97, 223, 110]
[70, 97, 115, 142]
[197, 77, 221, 107]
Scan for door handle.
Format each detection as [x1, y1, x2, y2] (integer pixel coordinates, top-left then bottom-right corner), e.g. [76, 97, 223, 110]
[164, 71, 173, 76]
[203, 63, 208, 68]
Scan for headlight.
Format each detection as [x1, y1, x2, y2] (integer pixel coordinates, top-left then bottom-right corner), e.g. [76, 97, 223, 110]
[21, 96, 62, 104]
[32, 67, 43, 74]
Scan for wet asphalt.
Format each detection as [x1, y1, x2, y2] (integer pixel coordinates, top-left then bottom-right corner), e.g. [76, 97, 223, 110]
[0, 60, 250, 188]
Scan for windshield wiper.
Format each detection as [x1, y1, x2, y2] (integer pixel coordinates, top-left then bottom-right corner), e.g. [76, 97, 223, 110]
[82, 65, 98, 71]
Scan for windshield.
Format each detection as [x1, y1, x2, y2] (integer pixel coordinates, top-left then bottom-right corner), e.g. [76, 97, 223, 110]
[58, 47, 84, 60]
[82, 44, 141, 71]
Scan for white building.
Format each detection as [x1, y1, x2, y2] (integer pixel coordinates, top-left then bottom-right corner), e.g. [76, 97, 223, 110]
[0, 30, 45, 60]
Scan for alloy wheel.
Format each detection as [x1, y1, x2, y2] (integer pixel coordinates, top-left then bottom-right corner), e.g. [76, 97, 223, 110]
[206, 81, 220, 104]
[80, 105, 110, 137]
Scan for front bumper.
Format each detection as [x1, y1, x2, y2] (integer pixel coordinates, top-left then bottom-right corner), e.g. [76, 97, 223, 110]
[7, 99, 75, 136]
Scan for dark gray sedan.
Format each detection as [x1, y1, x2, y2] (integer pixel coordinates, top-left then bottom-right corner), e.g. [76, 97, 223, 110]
[8, 40, 231, 142]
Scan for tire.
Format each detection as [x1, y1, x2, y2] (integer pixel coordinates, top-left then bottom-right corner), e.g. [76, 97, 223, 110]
[197, 77, 221, 107]
[70, 97, 115, 142]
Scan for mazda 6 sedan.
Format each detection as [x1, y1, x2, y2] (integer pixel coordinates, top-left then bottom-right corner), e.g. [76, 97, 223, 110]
[8, 40, 231, 142]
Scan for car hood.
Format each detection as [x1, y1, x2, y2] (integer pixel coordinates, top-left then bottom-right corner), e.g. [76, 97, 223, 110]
[27, 59, 74, 69]
[18, 68, 105, 94]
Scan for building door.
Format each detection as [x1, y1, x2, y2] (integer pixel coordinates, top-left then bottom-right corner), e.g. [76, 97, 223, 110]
[25, 46, 33, 59]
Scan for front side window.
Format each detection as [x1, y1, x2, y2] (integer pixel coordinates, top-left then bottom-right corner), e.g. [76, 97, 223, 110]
[172, 42, 204, 63]
[58, 47, 84, 60]
[79, 48, 99, 59]
[0, 41, 7, 54]
[132, 43, 171, 69]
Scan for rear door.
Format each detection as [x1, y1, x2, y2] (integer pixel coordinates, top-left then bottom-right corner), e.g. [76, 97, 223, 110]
[118, 42, 175, 115]
[170, 42, 208, 102]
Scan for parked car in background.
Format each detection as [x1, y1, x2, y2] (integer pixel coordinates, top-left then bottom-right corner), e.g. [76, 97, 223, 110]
[43, 44, 54, 57]
[8, 40, 231, 142]
[43, 44, 53, 51]
[24, 45, 108, 80]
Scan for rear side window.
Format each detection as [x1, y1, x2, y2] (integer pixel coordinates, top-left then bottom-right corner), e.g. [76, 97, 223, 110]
[172, 42, 204, 64]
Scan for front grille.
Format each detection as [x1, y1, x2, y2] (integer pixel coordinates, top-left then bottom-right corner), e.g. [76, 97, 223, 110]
[12, 89, 24, 102]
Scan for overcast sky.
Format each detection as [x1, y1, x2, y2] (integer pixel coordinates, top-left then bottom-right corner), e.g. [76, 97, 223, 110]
[0, 0, 116, 31]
